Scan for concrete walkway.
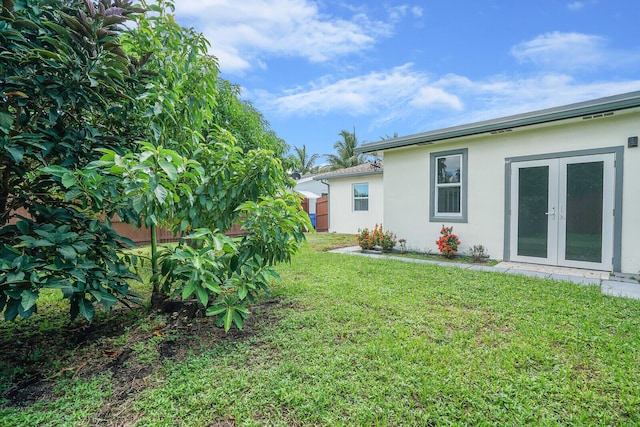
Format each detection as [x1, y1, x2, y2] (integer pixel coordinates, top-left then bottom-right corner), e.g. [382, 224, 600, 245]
[329, 246, 640, 300]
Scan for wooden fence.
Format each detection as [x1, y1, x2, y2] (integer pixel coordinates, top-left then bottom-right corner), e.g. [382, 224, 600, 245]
[6, 208, 245, 246]
[315, 195, 328, 232]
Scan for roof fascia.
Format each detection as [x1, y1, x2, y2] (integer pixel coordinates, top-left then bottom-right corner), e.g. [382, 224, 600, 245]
[358, 91, 640, 154]
[312, 169, 383, 181]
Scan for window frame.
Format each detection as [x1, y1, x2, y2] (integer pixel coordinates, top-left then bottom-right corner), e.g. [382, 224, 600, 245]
[353, 182, 369, 212]
[429, 148, 468, 223]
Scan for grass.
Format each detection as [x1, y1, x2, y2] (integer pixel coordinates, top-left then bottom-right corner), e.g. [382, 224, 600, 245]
[385, 249, 500, 265]
[2, 233, 640, 425]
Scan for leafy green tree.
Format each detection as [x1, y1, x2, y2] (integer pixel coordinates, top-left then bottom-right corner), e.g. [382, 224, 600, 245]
[288, 144, 320, 175]
[119, 2, 309, 326]
[0, 0, 146, 321]
[325, 127, 368, 170]
[212, 80, 289, 157]
[1, 0, 310, 330]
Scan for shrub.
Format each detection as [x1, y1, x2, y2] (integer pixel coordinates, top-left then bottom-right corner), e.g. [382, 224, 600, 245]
[436, 225, 461, 259]
[378, 229, 397, 253]
[470, 244, 488, 263]
[356, 224, 397, 252]
[356, 228, 375, 250]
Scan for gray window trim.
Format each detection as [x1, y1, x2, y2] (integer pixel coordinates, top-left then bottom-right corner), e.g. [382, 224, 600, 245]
[430, 148, 468, 223]
[353, 182, 369, 212]
[503, 146, 624, 272]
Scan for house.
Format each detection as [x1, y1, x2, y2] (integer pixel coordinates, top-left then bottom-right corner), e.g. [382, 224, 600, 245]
[293, 174, 328, 215]
[357, 91, 640, 274]
[313, 162, 384, 234]
[292, 174, 328, 229]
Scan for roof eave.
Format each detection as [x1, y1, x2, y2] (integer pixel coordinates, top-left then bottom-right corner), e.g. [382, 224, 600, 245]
[313, 169, 383, 181]
[357, 91, 640, 154]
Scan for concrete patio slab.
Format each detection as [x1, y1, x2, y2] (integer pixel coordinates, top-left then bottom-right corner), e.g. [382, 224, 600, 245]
[601, 281, 640, 299]
[495, 261, 610, 279]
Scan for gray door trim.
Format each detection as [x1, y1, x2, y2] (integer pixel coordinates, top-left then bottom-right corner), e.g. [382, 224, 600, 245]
[503, 146, 624, 272]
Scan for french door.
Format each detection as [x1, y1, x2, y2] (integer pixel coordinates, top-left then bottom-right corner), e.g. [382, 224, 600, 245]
[509, 154, 615, 270]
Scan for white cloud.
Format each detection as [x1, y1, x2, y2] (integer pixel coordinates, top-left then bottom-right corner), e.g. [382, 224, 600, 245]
[409, 87, 463, 110]
[411, 6, 424, 18]
[253, 63, 462, 117]
[173, 0, 395, 74]
[510, 31, 640, 74]
[511, 32, 608, 71]
[420, 73, 640, 128]
[567, 1, 584, 11]
[250, 63, 640, 135]
[386, 4, 424, 22]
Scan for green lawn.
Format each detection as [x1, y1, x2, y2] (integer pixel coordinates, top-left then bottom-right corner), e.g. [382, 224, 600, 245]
[2, 233, 640, 426]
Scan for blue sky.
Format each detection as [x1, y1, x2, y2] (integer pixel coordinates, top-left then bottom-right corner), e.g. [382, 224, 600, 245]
[173, 0, 640, 159]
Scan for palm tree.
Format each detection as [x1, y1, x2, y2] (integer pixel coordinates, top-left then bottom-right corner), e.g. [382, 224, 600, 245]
[288, 144, 320, 175]
[325, 127, 367, 170]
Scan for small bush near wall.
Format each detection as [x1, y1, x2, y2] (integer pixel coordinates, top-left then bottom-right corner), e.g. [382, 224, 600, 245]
[356, 224, 397, 252]
[470, 244, 489, 263]
[436, 225, 461, 259]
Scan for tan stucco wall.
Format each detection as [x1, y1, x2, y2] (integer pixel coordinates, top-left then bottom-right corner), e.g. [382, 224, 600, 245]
[328, 174, 384, 234]
[383, 108, 640, 273]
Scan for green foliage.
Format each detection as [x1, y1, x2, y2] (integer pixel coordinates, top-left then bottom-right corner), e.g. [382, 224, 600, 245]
[121, 1, 287, 158]
[114, 0, 309, 329]
[212, 80, 289, 157]
[155, 190, 310, 332]
[470, 244, 489, 262]
[120, 0, 217, 151]
[288, 144, 320, 175]
[0, 0, 309, 330]
[436, 225, 461, 258]
[325, 127, 368, 170]
[356, 224, 397, 252]
[0, 0, 146, 321]
[0, 212, 141, 321]
[2, 235, 640, 424]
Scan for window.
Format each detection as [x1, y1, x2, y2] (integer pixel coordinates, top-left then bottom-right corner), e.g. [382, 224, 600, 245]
[353, 183, 369, 211]
[430, 149, 467, 222]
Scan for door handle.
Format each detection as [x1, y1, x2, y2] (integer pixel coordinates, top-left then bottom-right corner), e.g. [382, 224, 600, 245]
[545, 207, 555, 218]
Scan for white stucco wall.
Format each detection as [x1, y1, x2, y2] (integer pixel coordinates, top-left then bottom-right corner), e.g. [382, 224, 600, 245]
[383, 108, 640, 273]
[294, 177, 327, 214]
[328, 174, 384, 234]
[295, 177, 328, 197]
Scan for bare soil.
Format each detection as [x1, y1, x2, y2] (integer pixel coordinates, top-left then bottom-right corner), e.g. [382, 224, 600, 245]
[0, 299, 283, 425]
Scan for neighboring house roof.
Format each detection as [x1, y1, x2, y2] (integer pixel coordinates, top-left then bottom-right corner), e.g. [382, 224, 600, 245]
[358, 90, 640, 154]
[295, 190, 321, 199]
[294, 175, 320, 184]
[313, 162, 384, 180]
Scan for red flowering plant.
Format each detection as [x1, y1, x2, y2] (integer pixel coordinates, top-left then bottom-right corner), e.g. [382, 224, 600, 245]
[436, 225, 461, 259]
[356, 227, 375, 250]
[357, 224, 397, 252]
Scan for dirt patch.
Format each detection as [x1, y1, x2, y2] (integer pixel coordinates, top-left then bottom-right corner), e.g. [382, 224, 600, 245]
[0, 298, 286, 422]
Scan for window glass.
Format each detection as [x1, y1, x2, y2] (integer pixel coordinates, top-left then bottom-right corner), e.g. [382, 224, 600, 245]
[353, 183, 369, 211]
[437, 156, 461, 184]
[437, 187, 461, 213]
[431, 150, 466, 222]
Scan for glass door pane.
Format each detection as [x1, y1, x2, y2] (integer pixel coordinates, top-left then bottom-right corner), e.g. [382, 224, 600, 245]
[564, 161, 604, 263]
[517, 166, 549, 258]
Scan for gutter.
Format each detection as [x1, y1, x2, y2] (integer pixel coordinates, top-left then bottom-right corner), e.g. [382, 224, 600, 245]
[357, 90, 640, 154]
[313, 169, 383, 181]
